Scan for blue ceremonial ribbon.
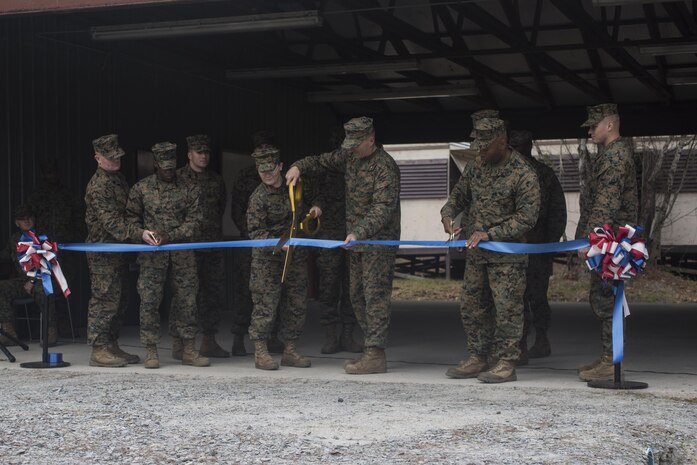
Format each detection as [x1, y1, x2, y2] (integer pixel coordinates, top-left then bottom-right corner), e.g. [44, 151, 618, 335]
[59, 238, 590, 254]
[612, 281, 625, 364]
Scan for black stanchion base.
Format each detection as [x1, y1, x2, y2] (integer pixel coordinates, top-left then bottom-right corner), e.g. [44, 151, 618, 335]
[20, 361, 71, 369]
[586, 362, 648, 390]
[587, 379, 648, 389]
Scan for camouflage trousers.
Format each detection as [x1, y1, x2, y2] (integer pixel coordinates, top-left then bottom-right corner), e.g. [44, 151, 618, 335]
[349, 249, 396, 348]
[177, 250, 224, 336]
[138, 251, 198, 346]
[317, 248, 356, 327]
[248, 248, 307, 342]
[230, 247, 253, 335]
[589, 272, 616, 355]
[0, 277, 55, 325]
[460, 261, 526, 361]
[86, 252, 129, 346]
[522, 254, 554, 338]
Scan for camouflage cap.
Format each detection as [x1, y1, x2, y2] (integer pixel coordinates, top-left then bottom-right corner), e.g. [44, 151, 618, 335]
[469, 112, 506, 151]
[151, 142, 177, 170]
[581, 103, 618, 127]
[252, 145, 280, 172]
[13, 203, 34, 220]
[92, 134, 125, 160]
[470, 109, 500, 123]
[341, 116, 374, 150]
[186, 134, 211, 153]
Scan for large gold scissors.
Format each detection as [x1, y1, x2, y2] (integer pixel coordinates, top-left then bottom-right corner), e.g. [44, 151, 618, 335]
[273, 178, 307, 283]
[446, 219, 456, 242]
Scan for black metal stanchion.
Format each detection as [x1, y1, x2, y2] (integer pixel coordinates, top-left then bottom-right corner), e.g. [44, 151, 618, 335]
[20, 294, 70, 369]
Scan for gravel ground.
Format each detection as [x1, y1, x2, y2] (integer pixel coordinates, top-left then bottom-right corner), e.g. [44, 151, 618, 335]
[1, 369, 695, 465]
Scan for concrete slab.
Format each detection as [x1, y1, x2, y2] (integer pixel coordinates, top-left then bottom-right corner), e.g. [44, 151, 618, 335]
[3, 301, 695, 397]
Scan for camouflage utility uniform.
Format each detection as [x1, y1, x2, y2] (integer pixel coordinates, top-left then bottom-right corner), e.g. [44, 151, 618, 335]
[292, 146, 401, 349]
[176, 162, 226, 336]
[126, 155, 202, 346]
[441, 150, 540, 362]
[575, 136, 637, 356]
[246, 180, 316, 343]
[229, 164, 259, 336]
[84, 167, 133, 346]
[306, 170, 354, 329]
[510, 131, 567, 355]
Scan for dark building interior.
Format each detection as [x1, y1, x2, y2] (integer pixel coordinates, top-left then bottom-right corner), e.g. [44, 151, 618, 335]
[2, 0, 696, 326]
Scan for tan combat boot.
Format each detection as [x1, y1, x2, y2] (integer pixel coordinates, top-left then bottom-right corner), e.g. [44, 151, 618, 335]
[578, 354, 618, 382]
[109, 342, 140, 364]
[253, 340, 279, 370]
[321, 325, 340, 354]
[576, 355, 606, 373]
[199, 334, 230, 358]
[528, 331, 551, 358]
[171, 336, 183, 361]
[445, 354, 488, 379]
[182, 339, 210, 367]
[281, 340, 311, 368]
[478, 360, 517, 383]
[89, 344, 127, 368]
[0, 321, 19, 347]
[340, 324, 363, 353]
[345, 346, 387, 374]
[144, 345, 159, 369]
[232, 334, 247, 356]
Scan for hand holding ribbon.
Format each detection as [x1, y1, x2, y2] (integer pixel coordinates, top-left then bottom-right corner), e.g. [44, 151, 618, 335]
[16, 229, 71, 298]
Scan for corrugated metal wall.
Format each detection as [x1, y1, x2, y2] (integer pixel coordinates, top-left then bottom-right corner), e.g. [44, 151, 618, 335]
[0, 13, 337, 321]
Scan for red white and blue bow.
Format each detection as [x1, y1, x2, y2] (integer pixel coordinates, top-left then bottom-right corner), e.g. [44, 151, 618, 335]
[16, 229, 71, 298]
[585, 224, 648, 364]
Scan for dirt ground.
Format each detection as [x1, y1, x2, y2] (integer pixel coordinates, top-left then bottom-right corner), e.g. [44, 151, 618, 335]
[392, 263, 697, 304]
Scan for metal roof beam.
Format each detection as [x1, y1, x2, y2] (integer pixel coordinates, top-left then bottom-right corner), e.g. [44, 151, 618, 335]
[451, 1, 608, 101]
[339, 0, 545, 105]
[551, 0, 672, 102]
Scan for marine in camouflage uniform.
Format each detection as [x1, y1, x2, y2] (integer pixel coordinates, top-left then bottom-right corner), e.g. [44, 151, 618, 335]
[126, 141, 209, 369]
[288, 117, 401, 375]
[173, 134, 229, 358]
[246, 146, 321, 370]
[303, 127, 360, 355]
[575, 104, 638, 382]
[84, 134, 141, 367]
[0, 204, 56, 347]
[311, 169, 361, 354]
[229, 163, 258, 345]
[509, 130, 567, 362]
[228, 130, 275, 356]
[27, 157, 85, 337]
[441, 112, 540, 384]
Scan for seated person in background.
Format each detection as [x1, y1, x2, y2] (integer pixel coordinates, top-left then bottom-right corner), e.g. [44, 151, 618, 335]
[0, 204, 57, 347]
